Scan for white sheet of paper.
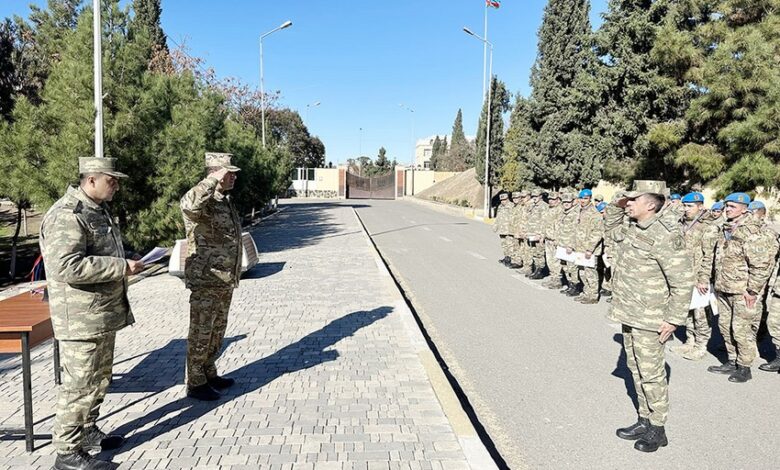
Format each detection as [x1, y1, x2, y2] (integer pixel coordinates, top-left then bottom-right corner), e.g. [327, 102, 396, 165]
[140, 247, 168, 264]
[574, 252, 597, 268]
[556, 246, 576, 262]
[690, 285, 716, 310]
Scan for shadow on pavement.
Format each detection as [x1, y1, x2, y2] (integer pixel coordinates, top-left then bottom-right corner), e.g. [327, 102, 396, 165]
[242, 262, 286, 280]
[611, 333, 673, 414]
[253, 204, 345, 253]
[104, 306, 393, 459]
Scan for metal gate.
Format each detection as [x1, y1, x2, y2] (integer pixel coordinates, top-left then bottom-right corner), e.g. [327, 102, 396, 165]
[346, 172, 395, 199]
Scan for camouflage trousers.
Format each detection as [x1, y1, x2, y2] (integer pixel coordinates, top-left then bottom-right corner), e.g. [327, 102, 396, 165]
[499, 235, 514, 259]
[545, 241, 563, 285]
[528, 240, 546, 271]
[562, 260, 578, 286]
[682, 307, 711, 349]
[716, 292, 761, 366]
[53, 333, 116, 454]
[622, 325, 669, 426]
[517, 238, 532, 272]
[187, 287, 234, 387]
[766, 295, 780, 349]
[579, 266, 599, 300]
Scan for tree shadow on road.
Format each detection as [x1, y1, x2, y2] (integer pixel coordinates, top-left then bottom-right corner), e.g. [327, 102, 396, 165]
[102, 306, 392, 459]
[611, 333, 672, 414]
[242, 262, 286, 280]
[252, 203, 347, 253]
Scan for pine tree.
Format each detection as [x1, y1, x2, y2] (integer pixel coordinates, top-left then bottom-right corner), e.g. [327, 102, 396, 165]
[0, 20, 16, 121]
[474, 76, 510, 186]
[131, 0, 166, 51]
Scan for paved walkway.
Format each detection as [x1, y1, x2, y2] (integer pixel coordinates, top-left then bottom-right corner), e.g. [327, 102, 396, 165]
[0, 202, 485, 469]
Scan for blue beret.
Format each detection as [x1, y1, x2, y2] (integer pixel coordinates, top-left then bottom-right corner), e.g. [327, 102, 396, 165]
[670, 193, 682, 200]
[579, 189, 592, 198]
[711, 201, 724, 211]
[749, 200, 765, 211]
[724, 192, 751, 205]
[596, 202, 607, 212]
[681, 192, 704, 203]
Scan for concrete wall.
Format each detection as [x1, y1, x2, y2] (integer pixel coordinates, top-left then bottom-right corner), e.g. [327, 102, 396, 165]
[287, 168, 341, 198]
[403, 169, 459, 196]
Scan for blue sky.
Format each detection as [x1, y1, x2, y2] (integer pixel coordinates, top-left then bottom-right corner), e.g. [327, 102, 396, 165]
[0, 0, 609, 166]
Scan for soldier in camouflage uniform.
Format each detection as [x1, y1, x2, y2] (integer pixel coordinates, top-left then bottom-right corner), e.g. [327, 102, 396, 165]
[557, 192, 581, 296]
[574, 189, 603, 304]
[606, 180, 694, 453]
[40, 158, 144, 470]
[181, 152, 243, 401]
[515, 190, 534, 274]
[542, 192, 564, 288]
[708, 193, 778, 383]
[526, 189, 549, 279]
[669, 192, 719, 361]
[494, 193, 515, 266]
[507, 191, 524, 268]
[761, 262, 780, 373]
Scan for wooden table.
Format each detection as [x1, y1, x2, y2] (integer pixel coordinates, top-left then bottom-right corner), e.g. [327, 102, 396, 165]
[0, 290, 60, 452]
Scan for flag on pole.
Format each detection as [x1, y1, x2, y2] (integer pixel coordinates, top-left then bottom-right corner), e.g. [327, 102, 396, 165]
[486, 0, 501, 8]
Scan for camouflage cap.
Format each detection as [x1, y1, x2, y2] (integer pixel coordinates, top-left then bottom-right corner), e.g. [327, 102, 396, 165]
[548, 191, 561, 200]
[594, 193, 604, 202]
[205, 152, 241, 172]
[511, 191, 522, 199]
[519, 190, 530, 197]
[625, 180, 667, 199]
[530, 188, 543, 197]
[78, 157, 128, 178]
[560, 192, 576, 202]
[499, 193, 509, 200]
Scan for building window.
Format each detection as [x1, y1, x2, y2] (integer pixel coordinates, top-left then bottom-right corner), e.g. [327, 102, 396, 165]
[423, 149, 432, 157]
[424, 161, 431, 169]
[307, 168, 315, 181]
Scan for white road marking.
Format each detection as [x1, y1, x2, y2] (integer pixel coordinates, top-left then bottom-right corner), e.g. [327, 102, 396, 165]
[422, 227, 432, 232]
[438, 236, 452, 243]
[467, 251, 487, 260]
[511, 273, 546, 290]
[409, 220, 417, 224]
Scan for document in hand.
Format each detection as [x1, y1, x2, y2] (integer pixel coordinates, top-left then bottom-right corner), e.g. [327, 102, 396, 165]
[140, 247, 169, 264]
[690, 285, 719, 314]
[555, 246, 576, 262]
[574, 252, 597, 268]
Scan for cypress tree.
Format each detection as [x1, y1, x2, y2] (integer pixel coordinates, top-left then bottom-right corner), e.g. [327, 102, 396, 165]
[447, 108, 472, 171]
[474, 75, 511, 186]
[131, 0, 167, 51]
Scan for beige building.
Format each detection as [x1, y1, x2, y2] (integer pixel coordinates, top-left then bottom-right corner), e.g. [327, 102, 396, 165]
[415, 134, 475, 169]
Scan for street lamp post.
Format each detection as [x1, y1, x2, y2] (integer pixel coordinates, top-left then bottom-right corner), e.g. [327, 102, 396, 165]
[399, 104, 415, 195]
[463, 27, 493, 219]
[306, 101, 321, 125]
[93, 0, 104, 159]
[260, 20, 293, 148]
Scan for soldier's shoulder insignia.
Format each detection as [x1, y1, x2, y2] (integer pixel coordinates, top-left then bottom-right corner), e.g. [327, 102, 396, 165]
[659, 216, 678, 233]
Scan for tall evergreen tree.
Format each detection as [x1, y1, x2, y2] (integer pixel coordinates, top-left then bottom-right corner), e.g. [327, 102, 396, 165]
[131, 0, 167, 51]
[446, 108, 472, 171]
[0, 20, 16, 121]
[430, 135, 441, 170]
[475, 76, 511, 186]
[501, 94, 535, 188]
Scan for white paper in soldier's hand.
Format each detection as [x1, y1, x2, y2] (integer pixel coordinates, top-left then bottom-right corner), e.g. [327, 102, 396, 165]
[574, 252, 597, 268]
[689, 285, 714, 310]
[140, 247, 168, 264]
[556, 246, 576, 262]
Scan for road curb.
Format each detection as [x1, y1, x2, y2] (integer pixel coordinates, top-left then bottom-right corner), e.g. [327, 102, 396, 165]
[351, 207, 502, 470]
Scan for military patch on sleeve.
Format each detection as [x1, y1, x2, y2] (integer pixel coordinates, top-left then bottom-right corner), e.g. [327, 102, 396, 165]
[672, 234, 685, 250]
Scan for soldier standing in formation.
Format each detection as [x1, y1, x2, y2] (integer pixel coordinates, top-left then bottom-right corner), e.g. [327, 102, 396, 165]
[542, 192, 564, 289]
[707, 193, 777, 382]
[574, 189, 603, 304]
[181, 153, 243, 401]
[507, 191, 524, 269]
[525, 189, 548, 279]
[670, 192, 719, 361]
[41, 158, 144, 470]
[606, 180, 693, 453]
[494, 193, 515, 265]
[557, 192, 581, 297]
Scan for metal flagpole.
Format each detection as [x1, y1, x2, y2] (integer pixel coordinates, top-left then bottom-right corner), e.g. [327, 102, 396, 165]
[93, 0, 104, 158]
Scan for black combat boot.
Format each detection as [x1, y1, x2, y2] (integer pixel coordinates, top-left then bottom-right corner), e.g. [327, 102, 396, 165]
[530, 267, 546, 280]
[707, 360, 737, 375]
[566, 284, 582, 297]
[634, 425, 668, 452]
[186, 383, 221, 401]
[600, 289, 612, 297]
[758, 349, 780, 372]
[499, 256, 509, 265]
[207, 375, 236, 390]
[616, 417, 650, 440]
[509, 262, 522, 269]
[53, 451, 116, 470]
[728, 365, 752, 383]
[83, 426, 125, 454]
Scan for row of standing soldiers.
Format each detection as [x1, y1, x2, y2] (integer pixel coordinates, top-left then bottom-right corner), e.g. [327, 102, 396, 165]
[493, 188, 780, 378]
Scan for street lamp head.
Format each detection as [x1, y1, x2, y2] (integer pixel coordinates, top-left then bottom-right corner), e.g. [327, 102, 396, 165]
[313, 101, 321, 107]
[463, 27, 475, 36]
[280, 20, 293, 29]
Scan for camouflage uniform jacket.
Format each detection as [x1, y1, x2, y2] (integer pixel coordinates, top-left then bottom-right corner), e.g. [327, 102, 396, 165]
[557, 205, 580, 249]
[493, 202, 514, 235]
[181, 176, 242, 289]
[681, 210, 720, 285]
[575, 204, 604, 254]
[605, 204, 694, 329]
[39, 186, 133, 340]
[526, 201, 548, 237]
[713, 213, 777, 295]
[510, 203, 528, 238]
[543, 204, 564, 242]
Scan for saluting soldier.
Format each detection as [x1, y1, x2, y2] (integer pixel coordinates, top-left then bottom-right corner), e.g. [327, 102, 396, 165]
[708, 193, 778, 383]
[40, 157, 144, 470]
[494, 192, 515, 266]
[606, 180, 694, 453]
[181, 152, 243, 401]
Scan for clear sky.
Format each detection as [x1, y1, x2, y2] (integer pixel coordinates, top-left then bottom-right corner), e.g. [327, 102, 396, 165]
[0, 0, 608, 166]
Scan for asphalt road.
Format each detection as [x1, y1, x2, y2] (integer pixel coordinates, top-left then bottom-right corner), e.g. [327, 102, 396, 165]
[352, 198, 780, 470]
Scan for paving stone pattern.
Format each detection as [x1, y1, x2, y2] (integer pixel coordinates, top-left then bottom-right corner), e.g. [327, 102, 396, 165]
[0, 203, 470, 470]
